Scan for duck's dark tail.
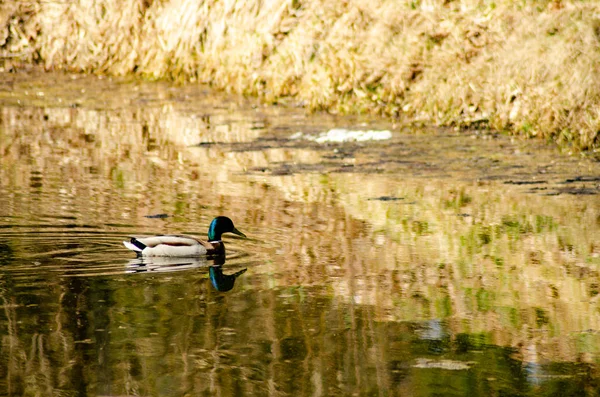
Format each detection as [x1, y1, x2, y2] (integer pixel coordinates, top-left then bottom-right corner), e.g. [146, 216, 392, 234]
[123, 238, 146, 255]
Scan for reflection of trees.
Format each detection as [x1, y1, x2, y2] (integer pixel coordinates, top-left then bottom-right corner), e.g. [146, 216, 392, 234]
[3, 271, 598, 396]
[0, 100, 599, 395]
[0, 275, 102, 395]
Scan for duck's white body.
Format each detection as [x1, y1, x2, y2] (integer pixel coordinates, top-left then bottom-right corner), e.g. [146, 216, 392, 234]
[123, 235, 221, 257]
[122, 216, 245, 258]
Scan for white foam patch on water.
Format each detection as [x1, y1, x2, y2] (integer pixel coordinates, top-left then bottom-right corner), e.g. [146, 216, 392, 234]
[413, 358, 474, 370]
[291, 128, 392, 143]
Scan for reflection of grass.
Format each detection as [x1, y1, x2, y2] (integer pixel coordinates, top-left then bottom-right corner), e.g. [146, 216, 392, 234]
[300, 171, 600, 359]
[476, 289, 494, 313]
[3, 1, 600, 149]
[111, 168, 125, 189]
[1, 101, 600, 380]
[500, 216, 533, 237]
[409, 220, 430, 236]
[443, 189, 472, 210]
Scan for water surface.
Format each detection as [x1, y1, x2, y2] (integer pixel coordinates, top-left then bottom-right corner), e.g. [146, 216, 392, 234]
[1, 71, 600, 396]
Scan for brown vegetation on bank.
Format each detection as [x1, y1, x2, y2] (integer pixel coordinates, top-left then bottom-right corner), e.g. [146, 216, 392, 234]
[1, 0, 599, 150]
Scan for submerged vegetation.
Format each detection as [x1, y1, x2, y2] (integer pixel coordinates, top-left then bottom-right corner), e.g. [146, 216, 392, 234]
[1, 0, 600, 150]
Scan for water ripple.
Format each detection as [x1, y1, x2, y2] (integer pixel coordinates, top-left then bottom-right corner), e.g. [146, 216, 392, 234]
[0, 227, 252, 279]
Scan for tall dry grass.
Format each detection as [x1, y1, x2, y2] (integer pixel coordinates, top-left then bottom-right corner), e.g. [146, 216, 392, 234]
[1, 0, 599, 149]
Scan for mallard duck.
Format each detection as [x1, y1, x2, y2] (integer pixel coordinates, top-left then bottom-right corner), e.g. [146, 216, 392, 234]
[123, 216, 246, 257]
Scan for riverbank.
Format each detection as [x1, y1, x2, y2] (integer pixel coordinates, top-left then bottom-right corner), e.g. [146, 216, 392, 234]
[2, 0, 599, 150]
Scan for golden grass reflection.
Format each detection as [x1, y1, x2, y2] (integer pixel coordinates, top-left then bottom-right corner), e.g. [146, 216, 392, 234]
[1, 81, 600, 395]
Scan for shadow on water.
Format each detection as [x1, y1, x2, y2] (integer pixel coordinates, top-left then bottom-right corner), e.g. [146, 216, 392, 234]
[0, 71, 599, 396]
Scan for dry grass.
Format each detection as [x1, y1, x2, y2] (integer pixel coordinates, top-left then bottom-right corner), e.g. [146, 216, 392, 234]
[1, 0, 600, 149]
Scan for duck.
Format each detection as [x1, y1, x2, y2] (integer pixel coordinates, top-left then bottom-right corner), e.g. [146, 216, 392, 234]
[123, 216, 246, 257]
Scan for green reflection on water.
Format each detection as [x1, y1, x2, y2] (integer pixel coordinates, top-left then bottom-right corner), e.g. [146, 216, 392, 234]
[0, 73, 599, 396]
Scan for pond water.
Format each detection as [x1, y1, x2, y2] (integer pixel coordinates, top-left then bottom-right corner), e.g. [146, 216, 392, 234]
[1, 71, 600, 396]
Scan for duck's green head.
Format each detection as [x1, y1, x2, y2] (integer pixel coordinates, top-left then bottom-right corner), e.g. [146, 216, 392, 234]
[208, 216, 246, 241]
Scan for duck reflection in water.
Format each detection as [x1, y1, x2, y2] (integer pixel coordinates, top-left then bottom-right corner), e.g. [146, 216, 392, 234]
[126, 254, 247, 292]
[209, 265, 247, 292]
[208, 254, 247, 292]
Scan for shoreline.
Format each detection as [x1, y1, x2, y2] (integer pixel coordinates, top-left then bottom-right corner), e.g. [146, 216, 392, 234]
[1, 0, 599, 151]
